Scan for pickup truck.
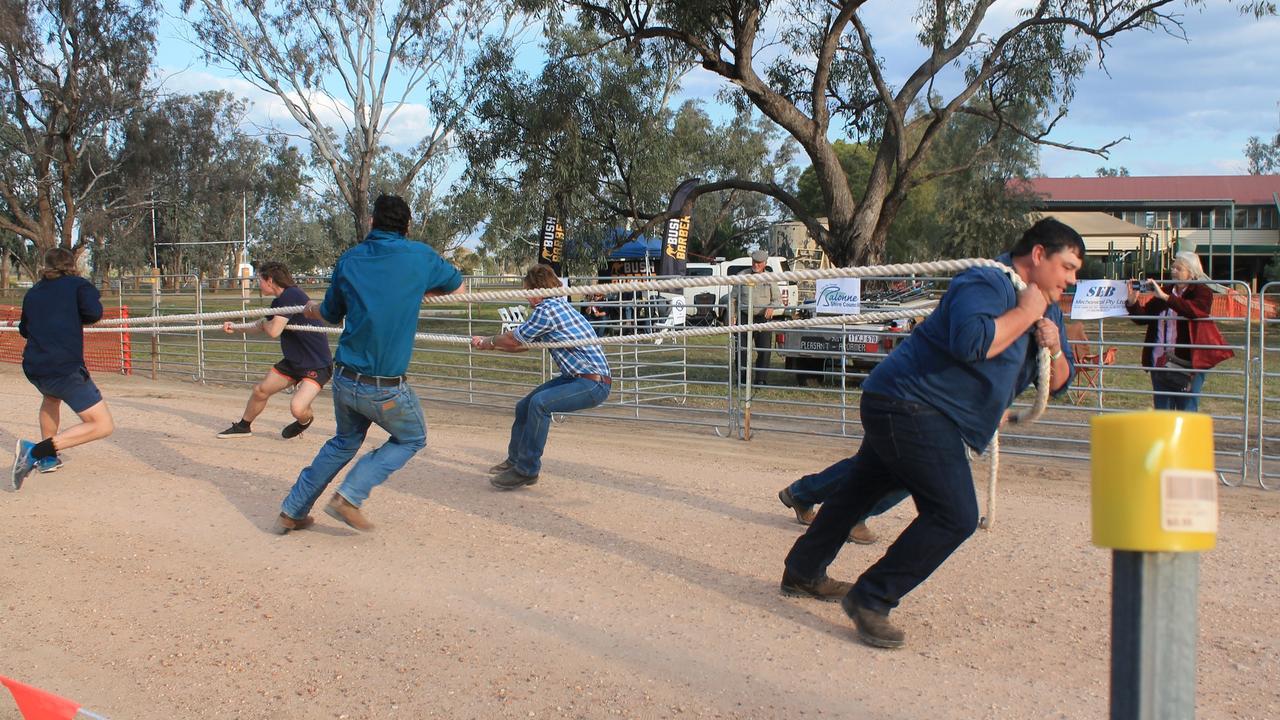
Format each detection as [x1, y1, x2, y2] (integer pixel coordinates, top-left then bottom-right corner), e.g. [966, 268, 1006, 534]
[682, 255, 799, 325]
[773, 286, 935, 386]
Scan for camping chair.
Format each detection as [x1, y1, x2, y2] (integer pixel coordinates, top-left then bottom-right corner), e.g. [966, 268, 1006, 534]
[1066, 321, 1117, 406]
[498, 306, 527, 332]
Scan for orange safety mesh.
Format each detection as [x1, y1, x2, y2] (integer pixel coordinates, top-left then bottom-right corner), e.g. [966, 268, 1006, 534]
[0, 305, 132, 375]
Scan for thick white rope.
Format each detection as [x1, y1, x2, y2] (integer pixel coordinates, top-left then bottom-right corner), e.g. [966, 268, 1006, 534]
[6, 258, 1005, 328]
[3, 256, 1053, 526]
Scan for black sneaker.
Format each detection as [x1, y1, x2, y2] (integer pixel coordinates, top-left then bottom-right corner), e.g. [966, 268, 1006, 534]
[217, 421, 252, 439]
[490, 467, 538, 490]
[281, 418, 313, 439]
[780, 568, 853, 603]
[841, 594, 905, 649]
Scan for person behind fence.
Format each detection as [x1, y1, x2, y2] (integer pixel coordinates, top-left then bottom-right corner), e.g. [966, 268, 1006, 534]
[471, 264, 612, 491]
[779, 218, 1080, 649]
[10, 247, 116, 492]
[271, 194, 465, 534]
[1125, 251, 1233, 412]
[778, 460, 910, 544]
[732, 249, 780, 385]
[218, 262, 332, 440]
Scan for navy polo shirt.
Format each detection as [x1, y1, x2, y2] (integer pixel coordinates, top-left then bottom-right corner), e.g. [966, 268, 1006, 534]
[18, 274, 104, 379]
[268, 285, 332, 370]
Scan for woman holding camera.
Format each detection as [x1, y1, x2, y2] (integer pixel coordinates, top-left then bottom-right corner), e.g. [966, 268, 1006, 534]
[1125, 251, 1232, 411]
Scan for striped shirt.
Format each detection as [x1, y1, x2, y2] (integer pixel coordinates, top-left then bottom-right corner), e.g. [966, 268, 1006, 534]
[512, 297, 611, 377]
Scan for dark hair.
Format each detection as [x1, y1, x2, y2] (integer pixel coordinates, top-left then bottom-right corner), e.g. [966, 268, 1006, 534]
[255, 261, 296, 289]
[524, 263, 561, 290]
[371, 194, 411, 235]
[41, 247, 78, 280]
[1008, 218, 1086, 260]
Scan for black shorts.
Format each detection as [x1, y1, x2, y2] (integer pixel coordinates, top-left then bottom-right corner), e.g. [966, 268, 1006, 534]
[272, 359, 332, 388]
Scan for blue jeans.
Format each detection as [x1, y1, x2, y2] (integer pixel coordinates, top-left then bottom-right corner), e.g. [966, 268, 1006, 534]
[508, 375, 611, 477]
[281, 373, 426, 518]
[787, 457, 910, 522]
[784, 392, 979, 613]
[1151, 370, 1206, 412]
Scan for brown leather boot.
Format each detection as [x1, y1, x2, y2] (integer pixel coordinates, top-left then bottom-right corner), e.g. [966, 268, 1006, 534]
[271, 513, 315, 535]
[848, 522, 877, 545]
[324, 493, 374, 531]
[841, 595, 905, 649]
[777, 487, 816, 525]
[779, 568, 853, 602]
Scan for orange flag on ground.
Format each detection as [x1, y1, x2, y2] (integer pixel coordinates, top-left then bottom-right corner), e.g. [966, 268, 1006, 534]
[0, 675, 81, 720]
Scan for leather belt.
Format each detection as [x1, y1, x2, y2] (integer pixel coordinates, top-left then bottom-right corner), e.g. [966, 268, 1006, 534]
[336, 365, 404, 387]
[576, 373, 612, 385]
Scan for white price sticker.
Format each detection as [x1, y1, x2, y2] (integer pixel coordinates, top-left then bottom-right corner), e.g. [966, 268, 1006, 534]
[1160, 469, 1218, 533]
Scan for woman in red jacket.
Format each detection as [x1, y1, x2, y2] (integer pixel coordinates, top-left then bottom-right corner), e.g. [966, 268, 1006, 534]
[1125, 251, 1231, 411]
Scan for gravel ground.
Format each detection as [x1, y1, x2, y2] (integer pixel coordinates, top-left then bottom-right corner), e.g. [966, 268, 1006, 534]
[1, 363, 1277, 720]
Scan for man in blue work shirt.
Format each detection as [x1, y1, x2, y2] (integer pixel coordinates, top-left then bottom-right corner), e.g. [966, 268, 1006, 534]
[273, 194, 464, 534]
[470, 264, 612, 490]
[780, 218, 1082, 649]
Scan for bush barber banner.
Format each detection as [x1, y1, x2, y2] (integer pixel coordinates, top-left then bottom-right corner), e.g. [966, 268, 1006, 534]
[538, 214, 564, 275]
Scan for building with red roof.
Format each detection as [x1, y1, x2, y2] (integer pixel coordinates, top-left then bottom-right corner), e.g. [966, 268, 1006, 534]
[1022, 175, 1280, 284]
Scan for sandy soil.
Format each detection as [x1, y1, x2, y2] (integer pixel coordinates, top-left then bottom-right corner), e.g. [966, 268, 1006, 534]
[1, 363, 1277, 720]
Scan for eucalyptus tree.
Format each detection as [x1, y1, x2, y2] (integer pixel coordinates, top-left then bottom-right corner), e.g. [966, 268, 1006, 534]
[183, 0, 529, 237]
[107, 92, 308, 277]
[462, 25, 795, 271]
[0, 0, 157, 271]
[548, 0, 1275, 266]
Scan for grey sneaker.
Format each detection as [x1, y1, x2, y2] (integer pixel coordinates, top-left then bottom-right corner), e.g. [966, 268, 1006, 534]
[9, 440, 36, 492]
[779, 568, 853, 602]
[841, 594, 905, 649]
[488, 459, 514, 475]
[778, 487, 816, 525]
[217, 421, 252, 439]
[490, 467, 538, 490]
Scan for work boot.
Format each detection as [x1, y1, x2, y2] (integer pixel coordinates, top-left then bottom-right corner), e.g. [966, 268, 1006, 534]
[779, 568, 853, 603]
[777, 487, 816, 525]
[488, 459, 514, 475]
[841, 594, 905, 649]
[271, 513, 315, 535]
[848, 522, 877, 545]
[324, 493, 374, 531]
[490, 467, 539, 491]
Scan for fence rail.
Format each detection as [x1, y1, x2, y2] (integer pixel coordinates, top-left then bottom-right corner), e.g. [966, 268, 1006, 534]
[6, 274, 1278, 488]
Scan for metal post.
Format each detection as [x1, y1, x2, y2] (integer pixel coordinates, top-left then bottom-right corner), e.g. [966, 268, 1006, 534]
[1110, 551, 1199, 720]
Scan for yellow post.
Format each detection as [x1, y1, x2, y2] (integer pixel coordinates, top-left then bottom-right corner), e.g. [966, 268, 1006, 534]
[1091, 410, 1217, 720]
[1091, 411, 1217, 552]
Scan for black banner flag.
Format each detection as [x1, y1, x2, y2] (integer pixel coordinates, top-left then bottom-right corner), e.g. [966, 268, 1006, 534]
[658, 178, 699, 277]
[537, 214, 564, 275]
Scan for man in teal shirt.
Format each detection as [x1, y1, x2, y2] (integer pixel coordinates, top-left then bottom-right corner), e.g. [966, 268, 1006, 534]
[274, 194, 464, 534]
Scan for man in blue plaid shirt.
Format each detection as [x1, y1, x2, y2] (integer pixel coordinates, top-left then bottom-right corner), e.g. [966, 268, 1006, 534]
[471, 264, 611, 489]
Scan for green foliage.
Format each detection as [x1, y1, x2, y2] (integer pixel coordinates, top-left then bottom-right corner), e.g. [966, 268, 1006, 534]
[461, 24, 795, 273]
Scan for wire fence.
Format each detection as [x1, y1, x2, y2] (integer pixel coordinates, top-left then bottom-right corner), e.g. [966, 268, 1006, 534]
[3, 273, 1276, 488]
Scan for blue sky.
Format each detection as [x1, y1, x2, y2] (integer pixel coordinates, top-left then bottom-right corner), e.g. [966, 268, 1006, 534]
[152, 2, 1280, 181]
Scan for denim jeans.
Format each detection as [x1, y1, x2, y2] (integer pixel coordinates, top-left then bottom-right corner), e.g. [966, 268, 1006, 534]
[281, 373, 426, 518]
[787, 456, 910, 522]
[1151, 370, 1206, 412]
[784, 392, 978, 613]
[508, 375, 611, 477]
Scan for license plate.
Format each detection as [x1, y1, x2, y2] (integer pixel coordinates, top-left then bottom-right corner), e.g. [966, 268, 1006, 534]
[846, 333, 878, 344]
